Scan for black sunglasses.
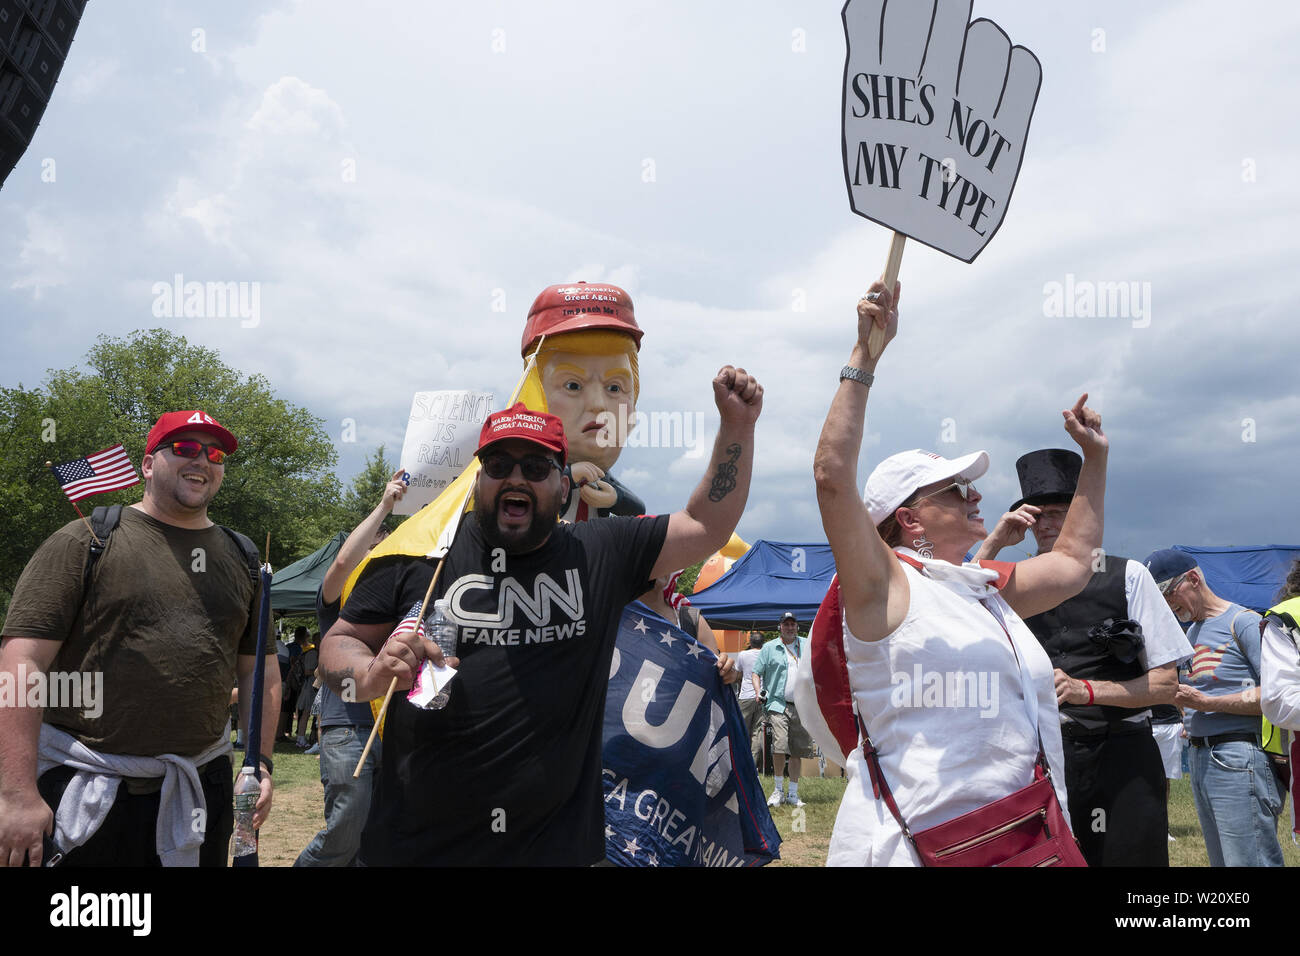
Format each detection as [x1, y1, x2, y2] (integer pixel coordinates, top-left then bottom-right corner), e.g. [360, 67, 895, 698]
[479, 452, 561, 482]
[164, 440, 228, 464]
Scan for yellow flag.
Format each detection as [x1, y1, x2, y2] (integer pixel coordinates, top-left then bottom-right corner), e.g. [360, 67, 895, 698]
[342, 351, 551, 605]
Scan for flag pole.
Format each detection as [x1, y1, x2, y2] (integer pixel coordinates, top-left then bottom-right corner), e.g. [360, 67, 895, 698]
[353, 557, 447, 778]
[233, 533, 273, 868]
[45, 461, 102, 545]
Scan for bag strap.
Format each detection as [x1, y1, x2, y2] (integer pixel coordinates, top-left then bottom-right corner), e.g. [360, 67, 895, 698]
[855, 600, 1050, 849]
[1226, 609, 1260, 684]
[1225, 609, 1286, 752]
[678, 606, 700, 640]
[218, 525, 262, 586]
[83, 504, 124, 593]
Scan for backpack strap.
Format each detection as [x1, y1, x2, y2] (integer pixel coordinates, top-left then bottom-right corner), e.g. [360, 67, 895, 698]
[218, 526, 262, 586]
[1225, 609, 1283, 751]
[83, 504, 124, 593]
[1226, 609, 1261, 684]
[678, 605, 700, 640]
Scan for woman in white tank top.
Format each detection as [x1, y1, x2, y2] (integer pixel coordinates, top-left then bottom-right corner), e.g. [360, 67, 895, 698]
[802, 281, 1110, 866]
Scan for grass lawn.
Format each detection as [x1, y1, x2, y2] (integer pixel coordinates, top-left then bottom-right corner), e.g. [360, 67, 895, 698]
[232, 739, 1297, 867]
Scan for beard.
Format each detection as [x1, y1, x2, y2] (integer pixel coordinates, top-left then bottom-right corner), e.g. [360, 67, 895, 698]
[474, 483, 563, 554]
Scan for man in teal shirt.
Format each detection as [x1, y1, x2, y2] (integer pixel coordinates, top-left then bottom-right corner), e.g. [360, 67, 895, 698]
[754, 612, 816, 808]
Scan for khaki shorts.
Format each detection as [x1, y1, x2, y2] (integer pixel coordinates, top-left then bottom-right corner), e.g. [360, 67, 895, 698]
[769, 704, 817, 758]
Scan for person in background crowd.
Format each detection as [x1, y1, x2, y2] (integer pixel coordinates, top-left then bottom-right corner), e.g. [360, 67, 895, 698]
[736, 633, 766, 767]
[1149, 703, 1188, 844]
[1146, 549, 1284, 867]
[754, 612, 816, 808]
[278, 627, 306, 742]
[292, 636, 319, 749]
[1259, 560, 1300, 838]
[975, 449, 1191, 866]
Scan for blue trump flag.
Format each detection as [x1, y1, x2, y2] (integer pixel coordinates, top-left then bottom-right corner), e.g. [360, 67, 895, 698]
[603, 602, 782, 866]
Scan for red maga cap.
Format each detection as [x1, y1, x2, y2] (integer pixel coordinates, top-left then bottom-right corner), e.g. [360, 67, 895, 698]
[146, 410, 237, 456]
[521, 281, 643, 356]
[475, 403, 568, 465]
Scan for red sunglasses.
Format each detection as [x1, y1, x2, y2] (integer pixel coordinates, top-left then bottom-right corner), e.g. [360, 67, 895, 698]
[163, 440, 228, 464]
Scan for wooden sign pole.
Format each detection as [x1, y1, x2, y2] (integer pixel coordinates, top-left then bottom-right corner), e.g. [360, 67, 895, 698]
[867, 232, 906, 358]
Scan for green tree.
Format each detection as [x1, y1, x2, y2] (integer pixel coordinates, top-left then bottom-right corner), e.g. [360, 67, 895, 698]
[676, 560, 704, 595]
[0, 329, 343, 613]
[338, 445, 407, 534]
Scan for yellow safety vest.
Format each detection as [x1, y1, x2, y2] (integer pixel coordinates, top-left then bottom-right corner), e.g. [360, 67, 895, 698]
[1259, 596, 1300, 754]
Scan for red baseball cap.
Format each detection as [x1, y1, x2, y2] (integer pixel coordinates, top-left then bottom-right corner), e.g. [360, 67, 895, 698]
[475, 403, 568, 465]
[521, 281, 643, 356]
[146, 410, 238, 456]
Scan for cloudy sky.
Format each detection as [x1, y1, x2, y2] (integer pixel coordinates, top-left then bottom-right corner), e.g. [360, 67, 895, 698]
[3, 0, 1298, 563]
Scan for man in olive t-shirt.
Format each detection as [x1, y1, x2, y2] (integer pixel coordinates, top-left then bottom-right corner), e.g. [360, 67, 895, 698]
[0, 410, 281, 868]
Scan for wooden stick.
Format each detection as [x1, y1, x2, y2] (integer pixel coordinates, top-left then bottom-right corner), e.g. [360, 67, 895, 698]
[866, 232, 907, 358]
[353, 556, 447, 778]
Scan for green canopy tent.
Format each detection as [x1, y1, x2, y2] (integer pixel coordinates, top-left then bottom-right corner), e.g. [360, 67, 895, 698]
[270, 532, 346, 614]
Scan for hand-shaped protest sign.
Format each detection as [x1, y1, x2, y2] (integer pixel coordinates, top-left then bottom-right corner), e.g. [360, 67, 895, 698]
[842, 0, 1042, 262]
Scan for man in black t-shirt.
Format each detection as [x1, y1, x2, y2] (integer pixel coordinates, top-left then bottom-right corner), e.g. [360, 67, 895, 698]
[321, 366, 763, 865]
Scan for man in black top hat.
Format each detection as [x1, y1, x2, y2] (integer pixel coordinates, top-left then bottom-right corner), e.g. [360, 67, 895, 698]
[974, 449, 1191, 866]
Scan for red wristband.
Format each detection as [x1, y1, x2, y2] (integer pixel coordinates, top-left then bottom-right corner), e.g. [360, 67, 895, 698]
[1082, 680, 1094, 705]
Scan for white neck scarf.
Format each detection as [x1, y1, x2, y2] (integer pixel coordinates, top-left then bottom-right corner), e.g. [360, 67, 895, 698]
[893, 547, 1002, 601]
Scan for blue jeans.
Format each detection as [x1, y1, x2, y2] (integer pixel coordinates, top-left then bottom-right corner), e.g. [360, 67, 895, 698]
[294, 726, 380, 867]
[1188, 738, 1284, 867]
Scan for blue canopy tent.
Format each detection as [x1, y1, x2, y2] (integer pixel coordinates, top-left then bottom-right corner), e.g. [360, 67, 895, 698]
[688, 541, 836, 630]
[1170, 545, 1300, 612]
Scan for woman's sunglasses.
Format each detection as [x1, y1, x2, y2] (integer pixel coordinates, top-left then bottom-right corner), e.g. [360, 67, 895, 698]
[909, 477, 976, 506]
[164, 440, 228, 464]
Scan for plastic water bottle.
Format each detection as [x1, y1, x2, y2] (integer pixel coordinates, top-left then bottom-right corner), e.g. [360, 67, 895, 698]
[231, 766, 259, 857]
[429, 600, 457, 710]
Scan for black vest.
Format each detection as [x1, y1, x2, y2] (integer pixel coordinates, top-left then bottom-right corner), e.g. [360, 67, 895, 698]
[1024, 556, 1145, 731]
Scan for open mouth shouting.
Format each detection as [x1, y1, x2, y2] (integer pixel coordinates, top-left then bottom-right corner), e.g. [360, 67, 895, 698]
[496, 489, 536, 527]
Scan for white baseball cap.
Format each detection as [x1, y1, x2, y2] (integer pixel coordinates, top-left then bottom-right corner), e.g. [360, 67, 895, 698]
[862, 449, 990, 526]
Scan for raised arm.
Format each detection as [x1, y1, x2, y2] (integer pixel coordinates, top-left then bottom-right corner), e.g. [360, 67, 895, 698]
[321, 468, 408, 605]
[812, 281, 910, 644]
[650, 367, 763, 579]
[997, 396, 1108, 619]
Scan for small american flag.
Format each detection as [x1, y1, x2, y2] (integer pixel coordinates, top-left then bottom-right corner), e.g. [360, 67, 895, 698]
[52, 444, 140, 502]
[367, 600, 427, 671]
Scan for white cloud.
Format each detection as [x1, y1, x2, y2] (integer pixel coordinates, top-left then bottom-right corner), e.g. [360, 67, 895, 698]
[9, 211, 68, 300]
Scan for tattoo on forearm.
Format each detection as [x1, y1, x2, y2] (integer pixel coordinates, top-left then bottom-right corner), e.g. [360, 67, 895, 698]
[322, 665, 353, 690]
[708, 444, 742, 502]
